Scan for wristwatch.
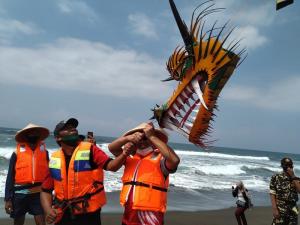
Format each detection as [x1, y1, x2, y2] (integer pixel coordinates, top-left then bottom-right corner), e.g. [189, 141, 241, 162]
[291, 177, 300, 181]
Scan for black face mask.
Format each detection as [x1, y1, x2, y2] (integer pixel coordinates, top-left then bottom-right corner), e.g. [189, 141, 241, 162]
[61, 134, 79, 147]
[26, 135, 40, 144]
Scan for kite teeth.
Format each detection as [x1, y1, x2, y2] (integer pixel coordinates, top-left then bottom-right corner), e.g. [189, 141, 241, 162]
[167, 110, 176, 119]
[165, 117, 189, 137]
[177, 96, 184, 105]
[181, 105, 187, 113]
[190, 94, 196, 101]
[170, 117, 181, 127]
[186, 85, 193, 93]
[191, 78, 209, 110]
[181, 91, 188, 99]
[173, 103, 180, 112]
[177, 111, 183, 118]
[182, 126, 190, 135]
[184, 122, 193, 130]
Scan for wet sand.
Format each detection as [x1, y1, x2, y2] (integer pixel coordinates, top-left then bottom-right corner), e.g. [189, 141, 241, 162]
[0, 206, 277, 225]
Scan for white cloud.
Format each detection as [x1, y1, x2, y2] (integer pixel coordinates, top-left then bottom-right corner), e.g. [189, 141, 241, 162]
[222, 86, 260, 101]
[233, 26, 268, 50]
[223, 76, 300, 112]
[177, 0, 274, 51]
[128, 13, 158, 39]
[0, 18, 41, 44]
[231, 2, 275, 27]
[57, 0, 99, 23]
[0, 38, 172, 100]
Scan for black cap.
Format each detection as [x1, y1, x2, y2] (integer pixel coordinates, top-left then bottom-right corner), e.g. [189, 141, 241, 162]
[53, 118, 78, 137]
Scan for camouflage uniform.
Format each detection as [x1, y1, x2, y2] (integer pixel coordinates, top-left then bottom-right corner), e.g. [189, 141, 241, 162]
[270, 172, 299, 225]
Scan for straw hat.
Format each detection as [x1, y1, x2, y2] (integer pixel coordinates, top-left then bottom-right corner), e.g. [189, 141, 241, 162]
[123, 123, 168, 143]
[15, 123, 50, 143]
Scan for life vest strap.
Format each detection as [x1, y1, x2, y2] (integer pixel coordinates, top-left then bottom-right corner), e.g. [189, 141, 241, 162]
[124, 181, 168, 192]
[14, 182, 42, 191]
[54, 185, 104, 215]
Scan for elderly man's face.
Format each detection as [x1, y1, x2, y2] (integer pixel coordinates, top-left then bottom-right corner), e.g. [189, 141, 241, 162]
[135, 132, 151, 150]
[26, 130, 41, 144]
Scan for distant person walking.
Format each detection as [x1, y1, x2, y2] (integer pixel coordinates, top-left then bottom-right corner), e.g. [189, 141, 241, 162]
[270, 157, 300, 225]
[109, 122, 180, 225]
[232, 181, 251, 225]
[5, 123, 50, 225]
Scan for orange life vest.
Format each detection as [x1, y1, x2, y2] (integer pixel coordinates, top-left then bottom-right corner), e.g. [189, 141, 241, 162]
[120, 151, 169, 212]
[49, 142, 106, 215]
[15, 142, 48, 184]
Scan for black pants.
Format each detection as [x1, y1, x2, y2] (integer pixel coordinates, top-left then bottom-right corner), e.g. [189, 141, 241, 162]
[11, 193, 44, 218]
[56, 209, 101, 225]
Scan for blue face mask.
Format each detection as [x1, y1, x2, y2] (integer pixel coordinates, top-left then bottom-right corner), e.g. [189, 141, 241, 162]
[61, 134, 79, 147]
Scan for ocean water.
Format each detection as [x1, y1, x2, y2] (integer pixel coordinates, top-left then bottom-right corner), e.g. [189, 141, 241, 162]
[1, 126, 300, 213]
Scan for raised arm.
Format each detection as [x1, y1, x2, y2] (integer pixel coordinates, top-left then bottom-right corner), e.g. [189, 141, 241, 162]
[108, 136, 130, 157]
[232, 186, 238, 197]
[91, 144, 128, 172]
[105, 144, 133, 172]
[144, 123, 180, 171]
[108, 132, 143, 157]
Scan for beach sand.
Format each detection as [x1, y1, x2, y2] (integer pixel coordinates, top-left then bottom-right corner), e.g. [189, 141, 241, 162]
[0, 206, 277, 225]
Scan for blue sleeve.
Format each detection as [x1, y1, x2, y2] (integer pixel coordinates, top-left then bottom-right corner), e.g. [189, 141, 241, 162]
[5, 152, 16, 201]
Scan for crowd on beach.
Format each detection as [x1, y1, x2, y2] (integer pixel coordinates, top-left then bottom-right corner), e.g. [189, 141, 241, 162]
[4, 118, 300, 225]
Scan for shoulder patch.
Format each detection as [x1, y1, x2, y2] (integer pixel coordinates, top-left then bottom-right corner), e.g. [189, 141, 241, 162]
[49, 157, 61, 169]
[75, 150, 90, 160]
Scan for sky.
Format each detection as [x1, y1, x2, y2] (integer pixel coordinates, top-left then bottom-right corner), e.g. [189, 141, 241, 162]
[0, 0, 299, 153]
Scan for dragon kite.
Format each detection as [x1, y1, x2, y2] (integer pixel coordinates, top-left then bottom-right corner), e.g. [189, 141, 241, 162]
[152, 0, 246, 147]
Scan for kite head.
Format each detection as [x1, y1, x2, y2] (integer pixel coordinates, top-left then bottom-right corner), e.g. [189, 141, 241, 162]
[153, 0, 245, 147]
[151, 104, 168, 125]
